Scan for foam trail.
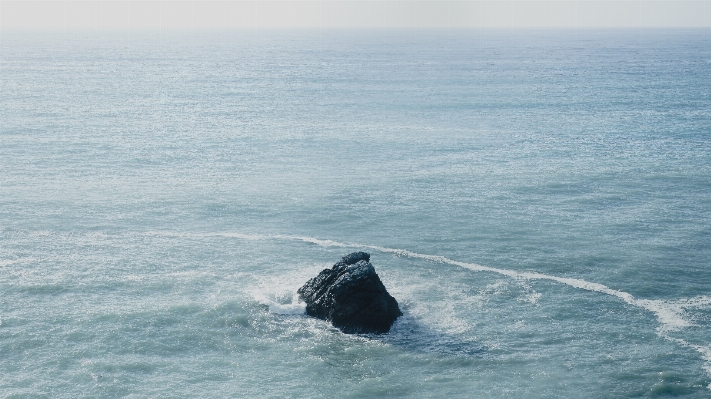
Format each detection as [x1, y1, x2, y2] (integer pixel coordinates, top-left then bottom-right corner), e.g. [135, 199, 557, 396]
[340, 244, 692, 331]
[145, 231, 696, 328]
[146, 231, 711, 382]
[357, 243, 710, 384]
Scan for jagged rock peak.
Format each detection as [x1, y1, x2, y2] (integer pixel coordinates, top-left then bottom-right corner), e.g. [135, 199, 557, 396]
[338, 251, 370, 266]
[297, 252, 401, 334]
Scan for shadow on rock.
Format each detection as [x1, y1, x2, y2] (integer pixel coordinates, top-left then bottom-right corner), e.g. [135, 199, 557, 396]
[298, 252, 401, 334]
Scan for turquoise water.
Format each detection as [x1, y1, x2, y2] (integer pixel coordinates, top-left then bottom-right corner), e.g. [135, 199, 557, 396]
[1, 29, 710, 397]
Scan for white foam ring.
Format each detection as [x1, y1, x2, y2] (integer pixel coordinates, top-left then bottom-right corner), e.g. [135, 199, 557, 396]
[147, 231, 711, 384]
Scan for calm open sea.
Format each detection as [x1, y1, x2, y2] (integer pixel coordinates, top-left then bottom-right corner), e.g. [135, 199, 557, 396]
[1, 29, 711, 398]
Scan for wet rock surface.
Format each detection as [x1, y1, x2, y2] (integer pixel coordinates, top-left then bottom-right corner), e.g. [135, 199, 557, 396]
[297, 252, 401, 334]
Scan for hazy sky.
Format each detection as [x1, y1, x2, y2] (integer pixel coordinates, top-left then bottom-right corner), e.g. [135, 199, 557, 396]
[1, 1, 710, 30]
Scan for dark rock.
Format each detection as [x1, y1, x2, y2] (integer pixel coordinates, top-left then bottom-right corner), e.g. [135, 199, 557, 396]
[297, 252, 402, 334]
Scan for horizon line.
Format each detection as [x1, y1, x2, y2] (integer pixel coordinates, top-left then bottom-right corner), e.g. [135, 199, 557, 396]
[2, 1, 711, 30]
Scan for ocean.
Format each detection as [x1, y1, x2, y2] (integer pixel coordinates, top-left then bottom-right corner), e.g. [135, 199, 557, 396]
[1, 29, 710, 398]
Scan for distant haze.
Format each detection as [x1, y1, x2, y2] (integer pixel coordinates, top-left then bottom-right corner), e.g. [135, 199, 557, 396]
[2, 0, 711, 30]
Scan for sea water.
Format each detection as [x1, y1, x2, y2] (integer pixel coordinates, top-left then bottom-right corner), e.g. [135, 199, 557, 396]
[1, 29, 710, 398]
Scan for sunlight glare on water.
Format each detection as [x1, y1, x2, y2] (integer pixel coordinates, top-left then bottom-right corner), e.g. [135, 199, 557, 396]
[1, 29, 711, 398]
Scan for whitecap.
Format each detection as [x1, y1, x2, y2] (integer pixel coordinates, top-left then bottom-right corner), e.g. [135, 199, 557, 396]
[252, 291, 306, 315]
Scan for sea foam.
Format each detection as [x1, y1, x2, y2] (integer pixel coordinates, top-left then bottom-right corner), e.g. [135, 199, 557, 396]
[145, 231, 711, 384]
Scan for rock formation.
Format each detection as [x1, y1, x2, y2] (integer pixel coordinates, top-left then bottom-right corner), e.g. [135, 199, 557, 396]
[297, 252, 401, 334]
